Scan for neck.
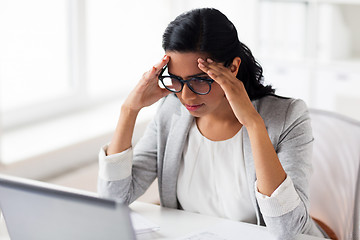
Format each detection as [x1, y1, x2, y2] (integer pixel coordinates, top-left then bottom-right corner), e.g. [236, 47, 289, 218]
[195, 110, 242, 141]
[196, 99, 242, 140]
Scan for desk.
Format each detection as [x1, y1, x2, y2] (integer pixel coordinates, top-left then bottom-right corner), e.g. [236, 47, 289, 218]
[130, 202, 326, 240]
[0, 202, 326, 240]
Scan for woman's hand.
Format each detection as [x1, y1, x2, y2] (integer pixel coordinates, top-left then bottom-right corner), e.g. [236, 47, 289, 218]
[197, 58, 261, 128]
[123, 55, 171, 112]
[107, 55, 170, 155]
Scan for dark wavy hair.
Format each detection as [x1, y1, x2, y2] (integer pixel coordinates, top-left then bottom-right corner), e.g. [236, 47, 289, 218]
[162, 8, 275, 100]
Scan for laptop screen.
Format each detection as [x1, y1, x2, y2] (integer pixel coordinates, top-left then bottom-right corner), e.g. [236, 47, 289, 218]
[0, 174, 136, 240]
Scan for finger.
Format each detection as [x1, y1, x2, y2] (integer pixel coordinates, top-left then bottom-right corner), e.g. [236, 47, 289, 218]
[207, 70, 218, 80]
[198, 62, 221, 84]
[197, 58, 211, 73]
[199, 58, 234, 86]
[150, 66, 158, 75]
[144, 55, 169, 81]
[153, 55, 170, 76]
[198, 59, 223, 80]
[198, 58, 225, 76]
[205, 58, 227, 72]
[206, 59, 237, 83]
[142, 65, 160, 84]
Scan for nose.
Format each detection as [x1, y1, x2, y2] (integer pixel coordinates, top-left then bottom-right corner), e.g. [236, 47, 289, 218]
[180, 83, 197, 101]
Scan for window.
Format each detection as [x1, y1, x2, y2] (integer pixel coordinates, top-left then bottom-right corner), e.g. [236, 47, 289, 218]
[86, 0, 172, 96]
[0, 0, 72, 128]
[0, 0, 173, 165]
[0, 0, 257, 168]
[0, 0, 172, 130]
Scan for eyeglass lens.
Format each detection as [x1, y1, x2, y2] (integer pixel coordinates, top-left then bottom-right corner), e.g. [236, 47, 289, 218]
[161, 77, 182, 92]
[161, 77, 211, 94]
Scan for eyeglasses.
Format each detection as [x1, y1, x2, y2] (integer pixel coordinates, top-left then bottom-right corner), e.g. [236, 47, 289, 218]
[158, 65, 214, 95]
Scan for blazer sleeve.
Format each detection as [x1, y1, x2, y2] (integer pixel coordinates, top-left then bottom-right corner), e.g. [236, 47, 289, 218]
[97, 107, 160, 204]
[260, 98, 326, 239]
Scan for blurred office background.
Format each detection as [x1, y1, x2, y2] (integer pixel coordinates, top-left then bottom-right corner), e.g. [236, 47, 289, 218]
[0, 0, 360, 192]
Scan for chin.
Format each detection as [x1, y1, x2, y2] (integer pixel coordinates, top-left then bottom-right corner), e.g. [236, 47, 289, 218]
[187, 110, 206, 118]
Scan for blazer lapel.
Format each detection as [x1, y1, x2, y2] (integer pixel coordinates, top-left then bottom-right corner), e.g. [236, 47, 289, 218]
[161, 106, 193, 208]
[242, 127, 262, 225]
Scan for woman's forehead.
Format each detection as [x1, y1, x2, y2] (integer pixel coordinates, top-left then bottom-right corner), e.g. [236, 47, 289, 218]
[166, 51, 209, 77]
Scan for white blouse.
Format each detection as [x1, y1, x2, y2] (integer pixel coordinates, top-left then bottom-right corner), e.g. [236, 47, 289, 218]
[99, 120, 301, 221]
[177, 120, 257, 223]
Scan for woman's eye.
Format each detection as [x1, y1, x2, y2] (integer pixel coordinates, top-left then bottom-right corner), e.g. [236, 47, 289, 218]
[192, 78, 210, 83]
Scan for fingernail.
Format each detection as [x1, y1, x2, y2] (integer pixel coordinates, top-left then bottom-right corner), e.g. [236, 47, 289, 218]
[198, 63, 205, 68]
[207, 58, 213, 63]
[198, 58, 205, 63]
[163, 55, 168, 60]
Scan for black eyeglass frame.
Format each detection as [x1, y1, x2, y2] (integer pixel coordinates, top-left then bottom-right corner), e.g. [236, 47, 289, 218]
[158, 65, 214, 95]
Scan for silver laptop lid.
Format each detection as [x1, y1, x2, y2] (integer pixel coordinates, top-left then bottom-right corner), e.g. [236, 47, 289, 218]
[0, 174, 136, 240]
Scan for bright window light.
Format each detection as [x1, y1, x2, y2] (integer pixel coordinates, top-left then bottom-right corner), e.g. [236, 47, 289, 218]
[87, 0, 171, 96]
[0, 0, 70, 111]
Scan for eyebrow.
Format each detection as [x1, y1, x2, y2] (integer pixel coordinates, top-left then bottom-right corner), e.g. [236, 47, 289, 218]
[168, 71, 209, 78]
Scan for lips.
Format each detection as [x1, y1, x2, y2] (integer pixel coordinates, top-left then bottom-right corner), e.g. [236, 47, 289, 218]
[185, 104, 204, 111]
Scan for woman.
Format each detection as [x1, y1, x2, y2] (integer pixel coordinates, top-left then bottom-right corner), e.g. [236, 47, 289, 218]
[98, 8, 328, 239]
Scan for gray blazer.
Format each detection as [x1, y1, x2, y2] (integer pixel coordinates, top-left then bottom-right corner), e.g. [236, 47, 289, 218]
[98, 94, 326, 239]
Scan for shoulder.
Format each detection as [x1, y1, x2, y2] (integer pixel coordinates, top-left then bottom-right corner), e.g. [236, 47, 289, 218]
[253, 95, 309, 124]
[253, 95, 312, 142]
[254, 95, 308, 116]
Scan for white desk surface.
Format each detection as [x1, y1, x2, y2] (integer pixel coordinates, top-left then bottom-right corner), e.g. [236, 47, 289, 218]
[0, 201, 327, 240]
[130, 201, 326, 240]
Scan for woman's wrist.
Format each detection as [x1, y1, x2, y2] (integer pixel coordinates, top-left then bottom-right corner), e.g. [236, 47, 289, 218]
[106, 104, 139, 156]
[121, 102, 141, 116]
[242, 112, 264, 131]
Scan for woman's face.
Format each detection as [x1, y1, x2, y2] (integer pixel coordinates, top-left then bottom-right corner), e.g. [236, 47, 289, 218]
[166, 51, 230, 118]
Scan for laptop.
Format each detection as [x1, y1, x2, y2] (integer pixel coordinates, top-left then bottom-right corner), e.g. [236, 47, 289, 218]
[0, 174, 136, 240]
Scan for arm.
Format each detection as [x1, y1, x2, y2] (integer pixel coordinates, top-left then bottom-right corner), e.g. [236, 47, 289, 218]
[198, 57, 285, 196]
[256, 99, 325, 238]
[197, 58, 324, 238]
[107, 106, 139, 155]
[98, 117, 159, 204]
[98, 55, 170, 202]
[244, 115, 286, 196]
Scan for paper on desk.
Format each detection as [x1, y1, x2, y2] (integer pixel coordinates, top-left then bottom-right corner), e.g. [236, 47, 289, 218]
[131, 212, 160, 235]
[177, 220, 276, 240]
